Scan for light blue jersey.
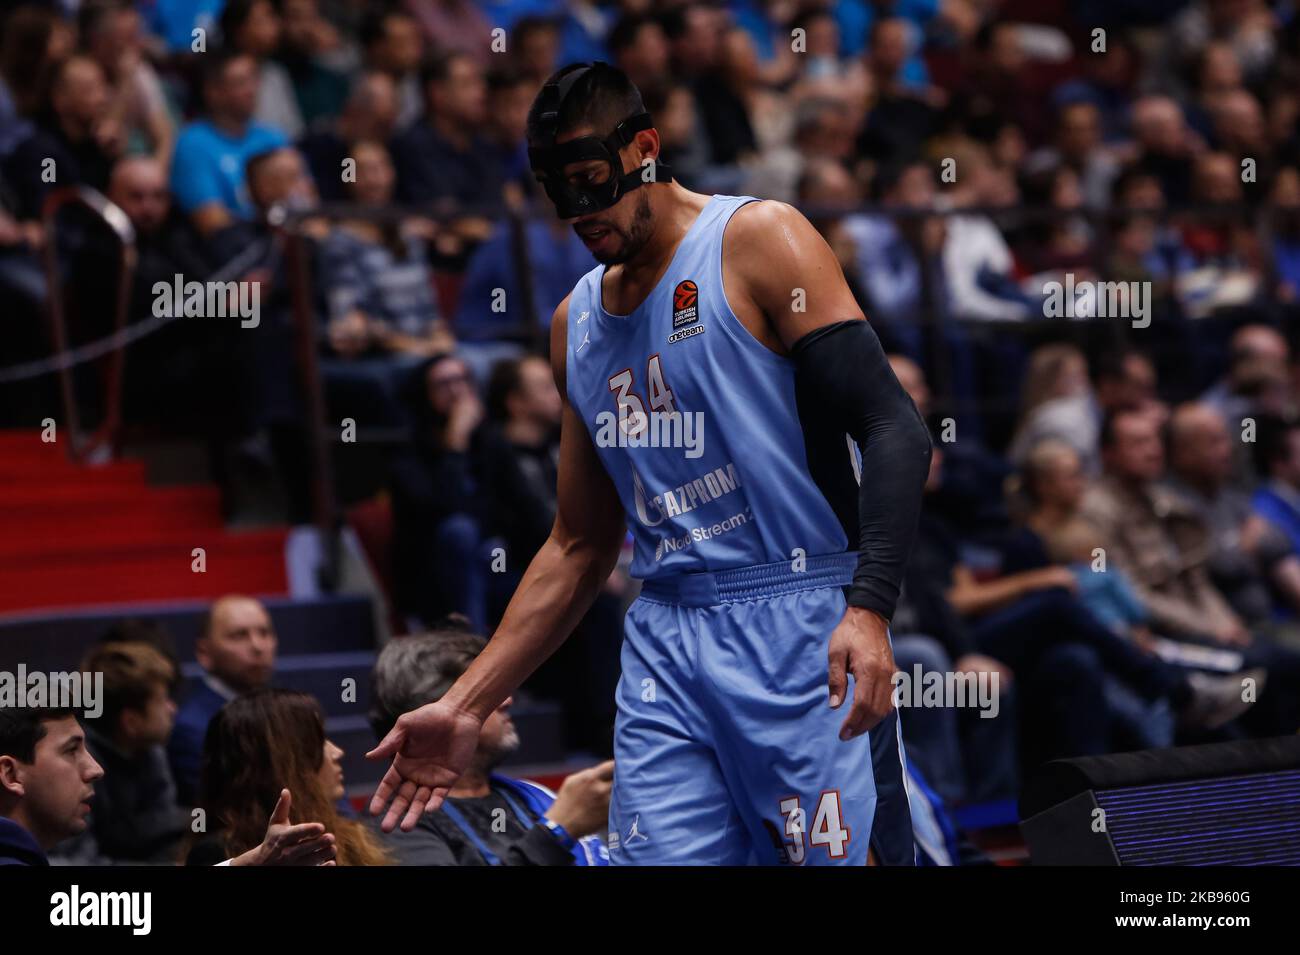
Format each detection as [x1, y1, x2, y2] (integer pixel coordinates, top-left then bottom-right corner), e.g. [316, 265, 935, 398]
[565, 194, 850, 579]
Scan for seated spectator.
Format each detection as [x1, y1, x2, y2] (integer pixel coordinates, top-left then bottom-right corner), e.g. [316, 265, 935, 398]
[452, 200, 591, 362]
[405, 0, 492, 65]
[168, 595, 278, 805]
[1252, 415, 1300, 556]
[0, 708, 103, 866]
[276, 0, 352, 128]
[937, 142, 1033, 322]
[56, 641, 189, 863]
[389, 355, 489, 630]
[102, 156, 237, 432]
[483, 65, 534, 202]
[322, 139, 450, 359]
[1022, 101, 1119, 209]
[187, 688, 387, 865]
[3, 54, 122, 220]
[0, 169, 45, 311]
[858, 17, 941, 164]
[608, 12, 671, 101]
[1015, 164, 1099, 278]
[169, 49, 288, 239]
[475, 355, 561, 566]
[369, 630, 611, 865]
[889, 353, 1010, 536]
[79, 0, 175, 166]
[841, 161, 944, 357]
[319, 138, 452, 425]
[1049, 516, 1188, 749]
[4, 676, 311, 871]
[690, 26, 762, 171]
[1201, 324, 1294, 478]
[0, 6, 74, 155]
[1167, 403, 1300, 626]
[299, 70, 399, 202]
[220, 0, 304, 139]
[1083, 406, 1300, 735]
[930, 439, 1255, 742]
[475, 355, 625, 753]
[1009, 344, 1100, 472]
[1127, 95, 1201, 205]
[391, 50, 504, 232]
[358, 6, 425, 130]
[1270, 167, 1300, 302]
[510, 16, 564, 90]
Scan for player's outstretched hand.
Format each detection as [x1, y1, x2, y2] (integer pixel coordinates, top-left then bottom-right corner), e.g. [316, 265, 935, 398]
[827, 606, 897, 740]
[365, 700, 483, 832]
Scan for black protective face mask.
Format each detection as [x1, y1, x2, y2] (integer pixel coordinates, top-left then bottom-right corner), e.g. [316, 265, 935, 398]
[527, 63, 672, 219]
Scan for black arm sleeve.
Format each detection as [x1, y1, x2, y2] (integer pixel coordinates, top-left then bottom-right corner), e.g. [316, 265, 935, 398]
[791, 320, 932, 621]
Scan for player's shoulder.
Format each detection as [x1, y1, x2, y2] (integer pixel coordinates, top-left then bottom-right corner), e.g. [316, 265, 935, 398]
[724, 199, 820, 269]
[726, 198, 814, 244]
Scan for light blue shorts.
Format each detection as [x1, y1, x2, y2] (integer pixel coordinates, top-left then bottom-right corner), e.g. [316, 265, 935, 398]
[607, 553, 914, 865]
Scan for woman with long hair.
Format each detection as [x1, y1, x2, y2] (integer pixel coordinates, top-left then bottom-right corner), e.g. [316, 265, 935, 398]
[1007, 344, 1100, 472]
[188, 689, 390, 866]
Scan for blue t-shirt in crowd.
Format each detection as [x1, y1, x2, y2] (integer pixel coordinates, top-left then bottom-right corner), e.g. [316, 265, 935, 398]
[1070, 562, 1147, 634]
[145, 0, 225, 52]
[170, 120, 288, 219]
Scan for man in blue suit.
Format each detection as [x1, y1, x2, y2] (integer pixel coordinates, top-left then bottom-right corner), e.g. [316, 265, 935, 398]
[167, 595, 278, 804]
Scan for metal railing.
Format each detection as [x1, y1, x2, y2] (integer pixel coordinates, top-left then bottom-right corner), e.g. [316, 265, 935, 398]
[40, 186, 137, 463]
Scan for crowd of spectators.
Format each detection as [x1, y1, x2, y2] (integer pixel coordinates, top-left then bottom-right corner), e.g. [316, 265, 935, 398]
[5, 0, 1300, 864]
[1, 596, 615, 866]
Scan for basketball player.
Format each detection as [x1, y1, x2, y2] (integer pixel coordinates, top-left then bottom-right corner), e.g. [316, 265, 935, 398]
[369, 62, 932, 865]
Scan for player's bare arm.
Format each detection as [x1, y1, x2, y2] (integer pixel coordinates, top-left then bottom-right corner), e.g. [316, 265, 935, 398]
[723, 200, 934, 740]
[366, 296, 627, 832]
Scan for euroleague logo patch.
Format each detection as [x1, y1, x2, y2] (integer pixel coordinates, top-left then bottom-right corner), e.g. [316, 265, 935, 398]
[669, 279, 706, 343]
[672, 280, 699, 328]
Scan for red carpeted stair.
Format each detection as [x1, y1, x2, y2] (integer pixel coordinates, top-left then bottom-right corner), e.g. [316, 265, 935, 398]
[0, 431, 288, 615]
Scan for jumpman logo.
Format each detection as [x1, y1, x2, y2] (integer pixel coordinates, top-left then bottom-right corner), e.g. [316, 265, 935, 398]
[626, 814, 649, 844]
[577, 310, 590, 323]
[576, 329, 592, 354]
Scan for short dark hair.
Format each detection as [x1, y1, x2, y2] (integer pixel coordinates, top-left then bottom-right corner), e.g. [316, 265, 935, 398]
[1253, 414, 1300, 476]
[608, 14, 655, 55]
[1093, 347, 1148, 384]
[486, 354, 542, 422]
[218, 0, 265, 49]
[512, 14, 560, 44]
[98, 618, 179, 674]
[200, 47, 253, 91]
[81, 642, 176, 730]
[0, 708, 78, 764]
[244, 146, 289, 197]
[78, 0, 129, 43]
[358, 5, 412, 50]
[526, 62, 645, 148]
[1099, 404, 1147, 450]
[420, 49, 473, 92]
[486, 63, 527, 96]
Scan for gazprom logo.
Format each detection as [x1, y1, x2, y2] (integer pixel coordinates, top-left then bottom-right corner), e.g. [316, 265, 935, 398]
[632, 469, 665, 527]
